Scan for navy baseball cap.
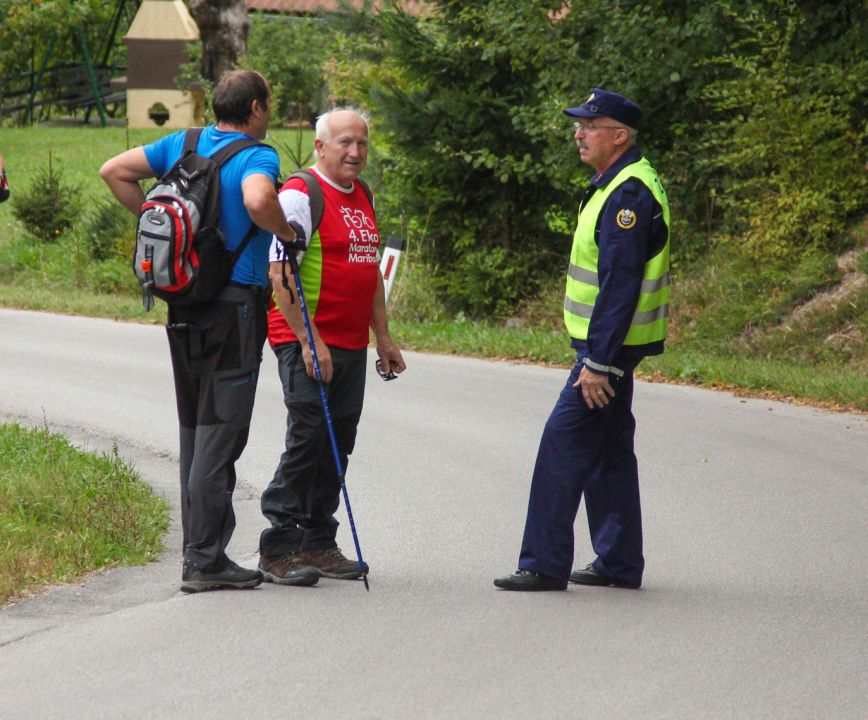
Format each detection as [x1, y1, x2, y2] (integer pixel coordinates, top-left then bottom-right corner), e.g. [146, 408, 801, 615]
[564, 89, 642, 129]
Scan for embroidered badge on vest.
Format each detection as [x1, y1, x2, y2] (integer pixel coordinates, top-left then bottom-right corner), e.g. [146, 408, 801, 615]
[616, 208, 637, 229]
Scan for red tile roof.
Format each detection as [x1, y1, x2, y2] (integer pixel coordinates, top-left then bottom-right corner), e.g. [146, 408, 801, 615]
[246, 0, 422, 13]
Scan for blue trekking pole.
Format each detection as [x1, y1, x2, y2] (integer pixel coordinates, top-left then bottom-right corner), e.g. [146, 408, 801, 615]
[280, 234, 370, 591]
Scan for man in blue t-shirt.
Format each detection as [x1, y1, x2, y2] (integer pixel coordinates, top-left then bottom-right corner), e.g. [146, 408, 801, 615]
[100, 70, 319, 593]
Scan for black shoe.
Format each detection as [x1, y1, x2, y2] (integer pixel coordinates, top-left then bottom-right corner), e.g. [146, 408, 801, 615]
[180, 557, 263, 593]
[568, 563, 640, 589]
[493, 569, 567, 591]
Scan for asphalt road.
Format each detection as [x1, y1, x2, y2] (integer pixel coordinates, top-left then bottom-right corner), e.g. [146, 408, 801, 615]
[1, 308, 866, 720]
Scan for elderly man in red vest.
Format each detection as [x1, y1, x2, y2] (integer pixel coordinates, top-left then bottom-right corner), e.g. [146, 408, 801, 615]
[258, 108, 406, 586]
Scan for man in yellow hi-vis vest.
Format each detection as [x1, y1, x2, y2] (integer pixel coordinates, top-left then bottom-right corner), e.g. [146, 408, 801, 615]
[495, 89, 670, 592]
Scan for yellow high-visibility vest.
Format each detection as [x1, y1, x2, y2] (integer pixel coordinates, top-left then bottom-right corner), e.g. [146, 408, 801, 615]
[564, 157, 670, 345]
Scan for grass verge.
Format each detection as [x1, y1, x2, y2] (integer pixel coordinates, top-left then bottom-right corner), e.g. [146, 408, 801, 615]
[0, 278, 167, 324]
[390, 320, 868, 413]
[0, 423, 169, 606]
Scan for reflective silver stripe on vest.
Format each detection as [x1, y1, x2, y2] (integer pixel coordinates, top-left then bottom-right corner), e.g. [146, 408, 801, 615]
[568, 264, 670, 294]
[564, 295, 593, 318]
[641, 273, 670, 293]
[565, 296, 670, 325]
[632, 304, 670, 325]
[567, 264, 599, 286]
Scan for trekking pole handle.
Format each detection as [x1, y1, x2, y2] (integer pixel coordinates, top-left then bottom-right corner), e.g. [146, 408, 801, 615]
[279, 221, 307, 268]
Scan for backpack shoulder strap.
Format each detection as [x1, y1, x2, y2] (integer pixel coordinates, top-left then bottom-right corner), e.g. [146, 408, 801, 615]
[289, 169, 325, 234]
[182, 127, 204, 155]
[209, 136, 268, 167]
[228, 222, 258, 266]
[177, 127, 263, 167]
[356, 177, 375, 218]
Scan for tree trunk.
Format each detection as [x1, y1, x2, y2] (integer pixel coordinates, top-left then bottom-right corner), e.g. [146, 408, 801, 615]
[187, 0, 249, 83]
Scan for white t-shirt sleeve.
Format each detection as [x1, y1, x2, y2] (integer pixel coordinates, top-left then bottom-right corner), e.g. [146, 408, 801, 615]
[268, 188, 314, 262]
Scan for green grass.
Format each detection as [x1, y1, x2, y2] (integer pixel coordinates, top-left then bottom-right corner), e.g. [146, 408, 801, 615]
[640, 350, 867, 410]
[392, 317, 574, 365]
[0, 423, 169, 605]
[0, 123, 314, 244]
[0, 123, 313, 321]
[390, 320, 868, 412]
[0, 276, 168, 323]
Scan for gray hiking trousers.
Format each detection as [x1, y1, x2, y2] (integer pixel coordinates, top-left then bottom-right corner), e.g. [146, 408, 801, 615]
[165, 285, 268, 571]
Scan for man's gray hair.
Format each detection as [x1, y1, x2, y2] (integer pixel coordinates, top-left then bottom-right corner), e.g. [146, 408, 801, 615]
[315, 107, 371, 141]
[601, 120, 639, 147]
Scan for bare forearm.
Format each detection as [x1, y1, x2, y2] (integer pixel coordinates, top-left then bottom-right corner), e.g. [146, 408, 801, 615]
[269, 262, 313, 341]
[369, 271, 391, 342]
[99, 148, 152, 215]
[243, 174, 298, 242]
[109, 181, 146, 215]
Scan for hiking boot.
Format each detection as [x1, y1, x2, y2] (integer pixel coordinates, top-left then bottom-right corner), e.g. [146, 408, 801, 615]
[296, 547, 367, 579]
[180, 557, 262, 593]
[258, 554, 320, 587]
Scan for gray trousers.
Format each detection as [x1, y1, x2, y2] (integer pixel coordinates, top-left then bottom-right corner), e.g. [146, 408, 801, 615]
[259, 342, 366, 555]
[166, 286, 268, 570]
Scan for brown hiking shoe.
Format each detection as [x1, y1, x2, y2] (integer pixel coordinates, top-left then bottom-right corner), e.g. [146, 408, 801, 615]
[296, 547, 366, 579]
[258, 554, 320, 587]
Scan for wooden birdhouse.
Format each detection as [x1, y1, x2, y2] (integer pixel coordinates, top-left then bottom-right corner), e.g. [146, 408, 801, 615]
[122, 0, 203, 129]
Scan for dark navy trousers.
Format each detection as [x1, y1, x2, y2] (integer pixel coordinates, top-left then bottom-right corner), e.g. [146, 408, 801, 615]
[518, 353, 645, 586]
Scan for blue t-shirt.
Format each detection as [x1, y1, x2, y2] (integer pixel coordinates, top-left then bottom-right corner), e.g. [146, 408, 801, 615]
[144, 126, 280, 286]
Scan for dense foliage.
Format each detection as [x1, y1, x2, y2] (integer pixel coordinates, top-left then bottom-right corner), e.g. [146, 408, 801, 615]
[0, 0, 128, 122]
[0, 0, 114, 76]
[327, 0, 866, 318]
[241, 14, 330, 127]
[698, 2, 868, 259]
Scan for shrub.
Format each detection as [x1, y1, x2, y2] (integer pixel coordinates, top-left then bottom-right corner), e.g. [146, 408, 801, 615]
[386, 258, 449, 324]
[86, 256, 134, 295]
[79, 196, 136, 261]
[11, 156, 79, 242]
